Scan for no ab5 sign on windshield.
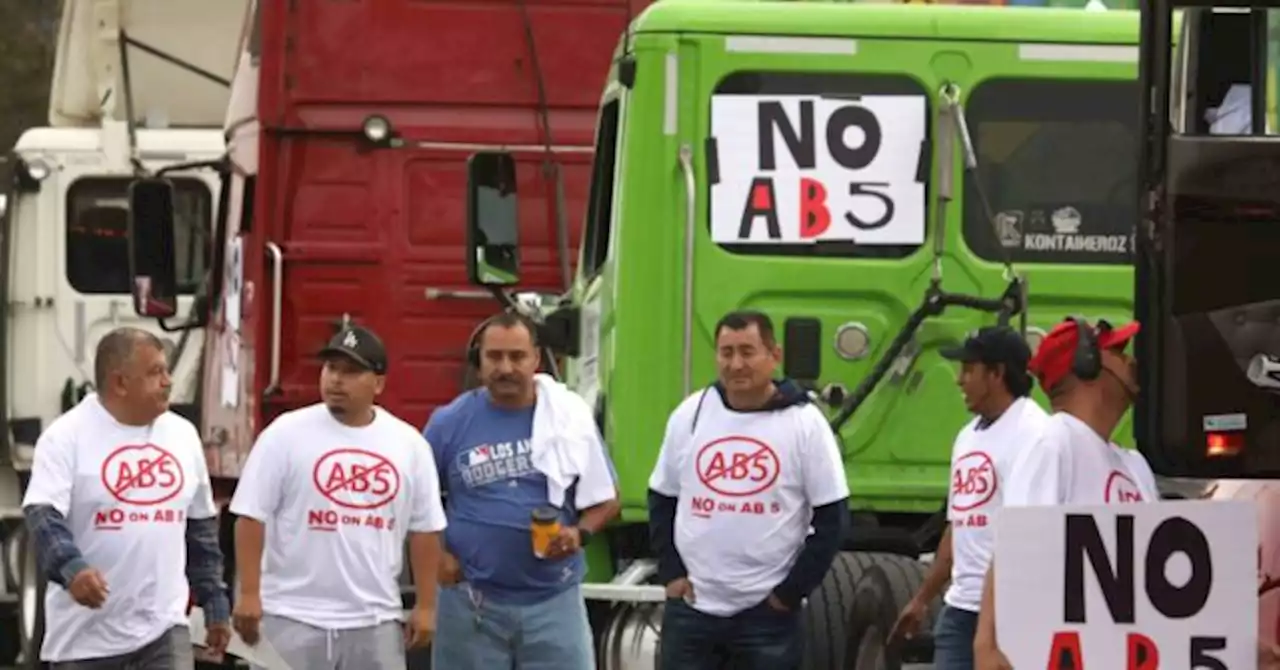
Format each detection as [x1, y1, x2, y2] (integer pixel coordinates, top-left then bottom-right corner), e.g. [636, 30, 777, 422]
[708, 93, 927, 247]
[995, 500, 1257, 669]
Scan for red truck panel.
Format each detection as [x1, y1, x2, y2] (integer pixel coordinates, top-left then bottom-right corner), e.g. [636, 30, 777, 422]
[251, 0, 644, 427]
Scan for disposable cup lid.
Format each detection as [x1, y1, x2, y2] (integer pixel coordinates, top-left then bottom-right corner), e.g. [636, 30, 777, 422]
[531, 507, 559, 524]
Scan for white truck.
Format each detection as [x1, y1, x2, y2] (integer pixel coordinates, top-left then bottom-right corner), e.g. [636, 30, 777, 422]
[0, 0, 245, 662]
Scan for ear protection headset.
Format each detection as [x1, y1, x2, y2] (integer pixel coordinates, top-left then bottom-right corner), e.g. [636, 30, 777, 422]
[465, 311, 539, 368]
[1067, 316, 1103, 381]
[466, 314, 500, 368]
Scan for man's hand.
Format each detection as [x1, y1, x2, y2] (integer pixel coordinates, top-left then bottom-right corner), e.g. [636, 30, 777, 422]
[766, 593, 790, 612]
[975, 640, 1013, 670]
[1260, 640, 1280, 670]
[438, 551, 463, 586]
[665, 577, 695, 603]
[232, 592, 263, 645]
[404, 603, 436, 649]
[888, 596, 928, 644]
[68, 567, 109, 609]
[543, 526, 581, 560]
[204, 622, 232, 655]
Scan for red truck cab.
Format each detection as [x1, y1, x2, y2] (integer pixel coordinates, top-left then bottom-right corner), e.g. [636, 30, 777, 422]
[127, 0, 646, 492]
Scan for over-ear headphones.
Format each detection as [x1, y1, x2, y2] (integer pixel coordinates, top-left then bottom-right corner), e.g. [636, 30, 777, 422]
[465, 310, 540, 368]
[1067, 316, 1103, 381]
[466, 315, 499, 369]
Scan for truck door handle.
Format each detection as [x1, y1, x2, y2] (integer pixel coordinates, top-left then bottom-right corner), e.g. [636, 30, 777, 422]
[263, 241, 283, 398]
[424, 287, 492, 300]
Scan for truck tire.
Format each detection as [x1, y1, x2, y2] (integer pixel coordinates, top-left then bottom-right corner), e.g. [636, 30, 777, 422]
[802, 552, 932, 670]
[844, 560, 939, 670]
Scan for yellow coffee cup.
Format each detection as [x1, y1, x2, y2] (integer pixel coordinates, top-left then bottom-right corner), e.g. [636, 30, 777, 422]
[531, 506, 561, 559]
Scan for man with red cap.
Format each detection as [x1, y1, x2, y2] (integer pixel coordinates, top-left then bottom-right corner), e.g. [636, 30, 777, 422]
[972, 318, 1280, 670]
[972, 317, 1157, 670]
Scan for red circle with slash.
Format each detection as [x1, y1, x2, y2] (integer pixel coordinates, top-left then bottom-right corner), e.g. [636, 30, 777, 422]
[312, 448, 402, 509]
[100, 444, 186, 505]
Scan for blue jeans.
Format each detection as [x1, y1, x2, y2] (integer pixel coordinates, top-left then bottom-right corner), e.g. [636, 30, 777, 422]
[659, 598, 802, 670]
[432, 583, 594, 670]
[933, 604, 979, 670]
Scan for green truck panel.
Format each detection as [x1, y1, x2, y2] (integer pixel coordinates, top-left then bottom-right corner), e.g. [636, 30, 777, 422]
[568, 3, 1143, 527]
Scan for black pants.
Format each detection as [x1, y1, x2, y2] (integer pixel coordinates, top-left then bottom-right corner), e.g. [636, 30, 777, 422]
[659, 598, 802, 670]
[51, 625, 193, 670]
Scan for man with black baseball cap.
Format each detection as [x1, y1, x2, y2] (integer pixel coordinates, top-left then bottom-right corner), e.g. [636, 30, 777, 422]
[230, 324, 447, 669]
[889, 325, 1047, 670]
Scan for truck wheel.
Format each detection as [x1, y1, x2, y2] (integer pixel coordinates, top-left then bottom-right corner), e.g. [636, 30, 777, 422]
[802, 551, 932, 670]
[844, 560, 938, 670]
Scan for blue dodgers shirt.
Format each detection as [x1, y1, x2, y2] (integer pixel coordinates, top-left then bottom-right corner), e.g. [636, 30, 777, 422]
[424, 388, 584, 604]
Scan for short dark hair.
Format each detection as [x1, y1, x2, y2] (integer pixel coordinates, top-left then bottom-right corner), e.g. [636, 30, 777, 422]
[94, 327, 164, 390]
[1001, 365, 1033, 398]
[476, 311, 540, 350]
[714, 310, 776, 347]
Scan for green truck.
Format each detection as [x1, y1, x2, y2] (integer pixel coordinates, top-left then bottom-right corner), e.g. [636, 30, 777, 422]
[463, 1, 1142, 667]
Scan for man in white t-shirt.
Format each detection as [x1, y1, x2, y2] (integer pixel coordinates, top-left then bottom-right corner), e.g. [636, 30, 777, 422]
[974, 317, 1158, 670]
[22, 327, 231, 668]
[973, 322, 1280, 670]
[889, 326, 1047, 670]
[229, 325, 447, 669]
[649, 310, 850, 670]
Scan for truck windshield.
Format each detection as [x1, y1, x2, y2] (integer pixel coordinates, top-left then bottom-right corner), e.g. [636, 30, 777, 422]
[65, 176, 210, 295]
[963, 78, 1140, 266]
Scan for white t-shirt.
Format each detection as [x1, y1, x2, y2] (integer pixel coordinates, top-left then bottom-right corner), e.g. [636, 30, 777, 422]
[22, 394, 218, 662]
[1003, 412, 1160, 508]
[944, 398, 1049, 613]
[229, 404, 447, 629]
[648, 389, 850, 617]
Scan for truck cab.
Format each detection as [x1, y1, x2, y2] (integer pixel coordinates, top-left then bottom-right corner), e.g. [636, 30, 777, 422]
[462, 1, 1149, 665]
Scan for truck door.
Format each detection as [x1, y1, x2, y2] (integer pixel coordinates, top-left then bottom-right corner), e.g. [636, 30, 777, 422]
[1137, 5, 1280, 479]
[693, 40, 942, 507]
[258, 0, 606, 426]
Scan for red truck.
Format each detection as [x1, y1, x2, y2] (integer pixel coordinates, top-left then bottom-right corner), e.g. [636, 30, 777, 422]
[133, 1, 645, 494]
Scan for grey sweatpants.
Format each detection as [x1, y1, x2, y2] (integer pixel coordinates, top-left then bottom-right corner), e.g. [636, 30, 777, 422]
[52, 625, 194, 669]
[257, 614, 405, 670]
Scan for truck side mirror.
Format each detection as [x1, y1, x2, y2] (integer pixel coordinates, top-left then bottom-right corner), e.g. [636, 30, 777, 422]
[465, 151, 521, 286]
[127, 177, 179, 319]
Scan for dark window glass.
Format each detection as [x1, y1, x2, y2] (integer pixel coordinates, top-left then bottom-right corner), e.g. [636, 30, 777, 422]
[964, 78, 1140, 266]
[66, 177, 210, 295]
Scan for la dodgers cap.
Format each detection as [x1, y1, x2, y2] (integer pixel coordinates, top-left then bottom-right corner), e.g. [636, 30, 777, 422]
[318, 325, 388, 374]
[1029, 319, 1140, 391]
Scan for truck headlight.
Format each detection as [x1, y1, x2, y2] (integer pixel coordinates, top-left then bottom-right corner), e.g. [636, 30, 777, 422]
[362, 115, 392, 143]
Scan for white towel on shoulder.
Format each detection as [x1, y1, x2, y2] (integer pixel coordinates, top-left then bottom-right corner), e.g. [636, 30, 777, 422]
[529, 373, 617, 509]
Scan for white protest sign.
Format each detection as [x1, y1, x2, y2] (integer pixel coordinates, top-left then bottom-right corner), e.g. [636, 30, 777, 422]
[709, 94, 926, 246]
[995, 500, 1257, 670]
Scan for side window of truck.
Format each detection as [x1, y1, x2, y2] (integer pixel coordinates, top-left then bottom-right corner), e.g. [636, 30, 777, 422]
[963, 78, 1140, 266]
[65, 177, 211, 295]
[581, 98, 621, 277]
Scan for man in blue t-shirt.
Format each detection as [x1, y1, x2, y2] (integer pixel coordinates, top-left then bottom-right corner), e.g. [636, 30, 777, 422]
[426, 311, 620, 669]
